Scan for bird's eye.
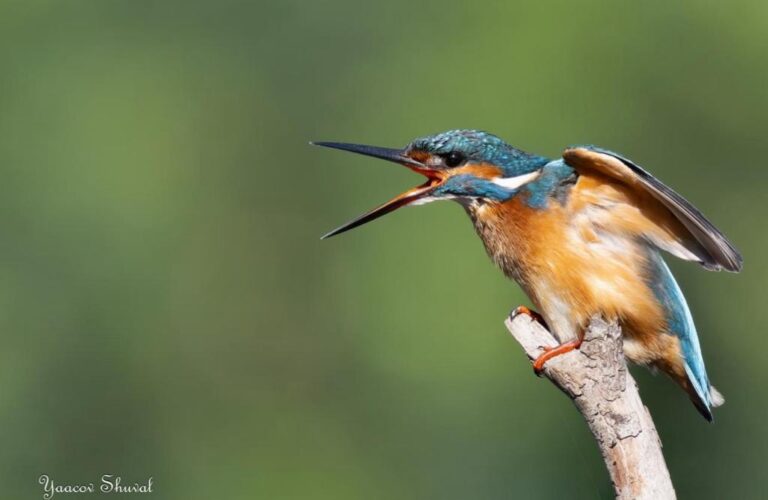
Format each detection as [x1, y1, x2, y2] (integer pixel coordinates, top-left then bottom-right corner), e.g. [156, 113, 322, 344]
[444, 151, 465, 168]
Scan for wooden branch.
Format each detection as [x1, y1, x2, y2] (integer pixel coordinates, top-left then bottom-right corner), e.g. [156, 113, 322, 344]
[504, 314, 676, 500]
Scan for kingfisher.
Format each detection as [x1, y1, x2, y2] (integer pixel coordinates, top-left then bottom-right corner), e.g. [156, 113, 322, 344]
[313, 130, 742, 421]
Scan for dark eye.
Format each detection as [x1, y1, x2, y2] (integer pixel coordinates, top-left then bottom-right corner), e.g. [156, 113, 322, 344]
[444, 151, 465, 168]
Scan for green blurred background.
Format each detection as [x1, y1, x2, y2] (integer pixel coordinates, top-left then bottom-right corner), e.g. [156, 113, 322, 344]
[0, 1, 765, 498]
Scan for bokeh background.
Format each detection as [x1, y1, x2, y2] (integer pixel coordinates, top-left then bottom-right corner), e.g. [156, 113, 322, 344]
[0, 1, 765, 498]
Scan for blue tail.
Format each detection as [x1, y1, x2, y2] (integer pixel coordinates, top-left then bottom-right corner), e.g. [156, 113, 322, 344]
[648, 252, 723, 421]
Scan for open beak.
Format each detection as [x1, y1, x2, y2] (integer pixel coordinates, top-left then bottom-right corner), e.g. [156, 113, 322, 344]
[312, 141, 442, 239]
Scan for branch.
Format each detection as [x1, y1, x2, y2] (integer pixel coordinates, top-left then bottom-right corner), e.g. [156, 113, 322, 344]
[504, 314, 676, 500]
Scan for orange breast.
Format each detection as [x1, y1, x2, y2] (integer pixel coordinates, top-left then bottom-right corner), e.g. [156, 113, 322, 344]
[468, 173, 673, 356]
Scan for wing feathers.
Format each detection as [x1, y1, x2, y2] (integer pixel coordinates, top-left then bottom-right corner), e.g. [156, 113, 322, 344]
[563, 146, 743, 272]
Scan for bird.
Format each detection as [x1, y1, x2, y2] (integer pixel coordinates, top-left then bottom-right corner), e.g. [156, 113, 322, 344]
[312, 130, 742, 421]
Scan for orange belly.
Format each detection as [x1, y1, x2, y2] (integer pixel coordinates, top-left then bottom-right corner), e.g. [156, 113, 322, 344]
[466, 192, 685, 374]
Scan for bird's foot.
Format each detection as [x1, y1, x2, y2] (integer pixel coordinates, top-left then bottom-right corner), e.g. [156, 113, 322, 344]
[509, 305, 549, 330]
[532, 338, 583, 376]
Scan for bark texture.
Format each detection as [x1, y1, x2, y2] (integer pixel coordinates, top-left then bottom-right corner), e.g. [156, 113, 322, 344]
[504, 314, 675, 500]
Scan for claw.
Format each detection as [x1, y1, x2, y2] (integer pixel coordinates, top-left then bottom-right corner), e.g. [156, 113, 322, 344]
[509, 305, 549, 330]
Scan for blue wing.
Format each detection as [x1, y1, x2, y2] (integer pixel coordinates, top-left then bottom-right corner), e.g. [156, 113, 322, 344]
[647, 252, 723, 420]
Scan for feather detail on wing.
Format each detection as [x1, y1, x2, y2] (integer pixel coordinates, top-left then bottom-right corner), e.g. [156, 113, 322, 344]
[563, 146, 743, 272]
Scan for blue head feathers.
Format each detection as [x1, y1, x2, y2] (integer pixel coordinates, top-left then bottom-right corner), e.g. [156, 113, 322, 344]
[407, 129, 550, 177]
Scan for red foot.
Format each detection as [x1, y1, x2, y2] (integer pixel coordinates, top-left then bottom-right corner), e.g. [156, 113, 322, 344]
[510, 305, 549, 330]
[533, 338, 583, 375]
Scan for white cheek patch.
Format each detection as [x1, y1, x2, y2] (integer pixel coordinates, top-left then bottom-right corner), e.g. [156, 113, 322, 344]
[491, 171, 540, 191]
[410, 195, 456, 206]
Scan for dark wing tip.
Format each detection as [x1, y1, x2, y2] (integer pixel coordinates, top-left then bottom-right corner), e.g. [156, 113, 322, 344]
[702, 232, 743, 273]
[721, 248, 744, 273]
